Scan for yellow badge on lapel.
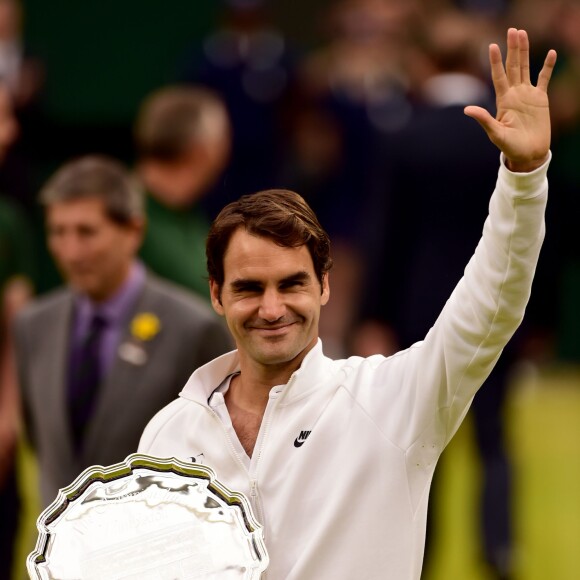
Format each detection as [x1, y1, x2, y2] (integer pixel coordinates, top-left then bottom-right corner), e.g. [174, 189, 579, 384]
[130, 312, 161, 341]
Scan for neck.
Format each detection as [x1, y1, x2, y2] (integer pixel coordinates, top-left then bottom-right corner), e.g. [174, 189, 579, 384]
[85, 262, 134, 304]
[225, 373, 269, 417]
[231, 338, 317, 412]
[231, 363, 293, 415]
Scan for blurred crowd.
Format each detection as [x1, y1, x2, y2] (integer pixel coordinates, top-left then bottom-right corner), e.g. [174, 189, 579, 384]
[1, 0, 580, 578]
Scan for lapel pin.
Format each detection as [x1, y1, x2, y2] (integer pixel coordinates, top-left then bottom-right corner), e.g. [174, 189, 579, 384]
[118, 342, 148, 366]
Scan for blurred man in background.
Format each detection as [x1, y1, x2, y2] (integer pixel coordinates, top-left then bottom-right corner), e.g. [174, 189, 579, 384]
[14, 155, 232, 508]
[135, 85, 230, 300]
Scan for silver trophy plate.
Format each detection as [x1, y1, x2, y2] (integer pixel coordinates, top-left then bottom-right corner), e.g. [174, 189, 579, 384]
[27, 453, 269, 579]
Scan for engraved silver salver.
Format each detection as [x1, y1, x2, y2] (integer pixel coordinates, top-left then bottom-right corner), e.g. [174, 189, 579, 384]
[27, 453, 269, 579]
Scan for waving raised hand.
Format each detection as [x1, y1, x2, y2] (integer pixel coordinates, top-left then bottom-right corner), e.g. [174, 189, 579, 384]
[464, 28, 557, 172]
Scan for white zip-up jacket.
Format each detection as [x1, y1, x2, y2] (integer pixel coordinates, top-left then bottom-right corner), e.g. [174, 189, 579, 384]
[139, 156, 549, 579]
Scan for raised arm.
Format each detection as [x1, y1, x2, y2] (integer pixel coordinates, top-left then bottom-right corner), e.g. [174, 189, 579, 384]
[464, 28, 557, 173]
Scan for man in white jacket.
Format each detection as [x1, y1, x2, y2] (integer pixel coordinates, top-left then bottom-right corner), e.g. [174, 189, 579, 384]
[139, 29, 556, 579]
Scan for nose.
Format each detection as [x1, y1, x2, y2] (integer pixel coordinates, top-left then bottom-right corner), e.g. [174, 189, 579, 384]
[50, 231, 84, 264]
[258, 287, 286, 322]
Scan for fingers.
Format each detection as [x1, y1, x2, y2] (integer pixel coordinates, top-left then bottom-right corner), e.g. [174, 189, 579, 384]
[505, 28, 521, 86]
[489, 43, 509, 97]
[493, 28, 556, 92]
[518, 29, 531, 85]
[537, 49, 558, 92]
[464, 105, 504, 150]
[464, 105, 497, 134]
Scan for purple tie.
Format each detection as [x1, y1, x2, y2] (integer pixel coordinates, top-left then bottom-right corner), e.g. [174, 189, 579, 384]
[67, 313, 107, 452]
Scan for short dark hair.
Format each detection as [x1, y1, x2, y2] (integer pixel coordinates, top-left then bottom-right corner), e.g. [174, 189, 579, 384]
[207, 189, 333, 290]
[39, 155, 144, 224]
[134, 85, 229, 161]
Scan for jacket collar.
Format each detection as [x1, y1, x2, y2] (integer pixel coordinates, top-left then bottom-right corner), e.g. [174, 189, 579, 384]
[180, 339, 339, 405]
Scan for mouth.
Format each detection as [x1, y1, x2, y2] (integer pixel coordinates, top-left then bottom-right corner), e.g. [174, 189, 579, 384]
[66, 265, 93, 277]
[248, 321, 297, 336]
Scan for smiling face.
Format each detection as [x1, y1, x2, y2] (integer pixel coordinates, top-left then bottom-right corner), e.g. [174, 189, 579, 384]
[210, 228, 330, 373]
[46, 197, 143, 302]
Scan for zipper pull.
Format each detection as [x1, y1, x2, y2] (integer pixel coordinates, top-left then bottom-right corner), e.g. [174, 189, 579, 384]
[250, 479, 258, 498]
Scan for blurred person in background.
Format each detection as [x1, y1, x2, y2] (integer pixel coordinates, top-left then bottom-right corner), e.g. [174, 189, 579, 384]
[297, 0, 419, 194]
[0, 79, 35, 580]
[451, 0, 513, 17]
[354, 11, 522, 578]
[0, 81, 17, 158]
[177, 0, 296, 210]
[536, 0, 580, 363]
[0, 0, 43, 114]
[0, 0, 45, 213]
[298, 0, 417, 113]
[135, 85, 231, 301]
[14, 155, 233, 508]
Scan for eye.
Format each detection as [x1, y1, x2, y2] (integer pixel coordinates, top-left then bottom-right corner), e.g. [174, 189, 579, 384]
[77, 225, 98, 238]
[232, 282, 262, 295]
[280, 279, 305, 290]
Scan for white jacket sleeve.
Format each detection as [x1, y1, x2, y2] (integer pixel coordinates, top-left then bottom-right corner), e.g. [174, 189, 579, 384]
[369, 154, 549, 455]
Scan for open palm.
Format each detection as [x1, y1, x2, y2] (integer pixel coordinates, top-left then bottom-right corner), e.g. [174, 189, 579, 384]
[465, 28, 557, 172]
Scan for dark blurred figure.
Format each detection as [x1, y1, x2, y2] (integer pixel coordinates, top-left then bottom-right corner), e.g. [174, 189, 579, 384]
[14, 155, 233, 508]
[287, 0, 419, 232]
[354, 11, 516, 579]
[277, 102, 349, 238]
[297, 0, 419, 201]
[299, 0, 416, 102]
[452, 0, 512, 16]
[0, 80, 35, 580]
[539, 0, 580, 363]
[135, 85, 231, 300]
[0, 0, 45, 212]
[177, 0, 295, 212]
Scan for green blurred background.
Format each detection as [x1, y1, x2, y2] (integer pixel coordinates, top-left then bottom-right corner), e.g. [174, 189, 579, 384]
[22, 0, 332, 127]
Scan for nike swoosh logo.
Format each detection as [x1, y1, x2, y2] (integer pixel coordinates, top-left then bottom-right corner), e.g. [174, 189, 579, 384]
[294, 430, 311, 448]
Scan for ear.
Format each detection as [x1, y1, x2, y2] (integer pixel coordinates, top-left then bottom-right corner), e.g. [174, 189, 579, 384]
[131, 217, 146, 241]
[209, 279, 225, 315]
[320, 273, 330, 306]
[127, 217, 146, 254]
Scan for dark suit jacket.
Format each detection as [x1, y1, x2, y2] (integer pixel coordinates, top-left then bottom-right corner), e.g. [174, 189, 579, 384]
[14, 272, 233, 507]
